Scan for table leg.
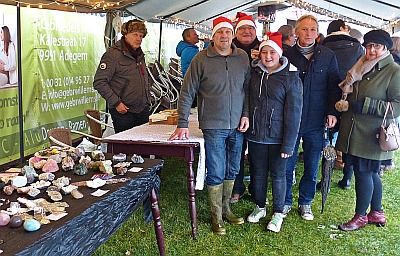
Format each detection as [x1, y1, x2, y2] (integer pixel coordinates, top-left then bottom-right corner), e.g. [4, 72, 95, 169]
[151, 188, 166, 256]
[186, 160, 198, 239]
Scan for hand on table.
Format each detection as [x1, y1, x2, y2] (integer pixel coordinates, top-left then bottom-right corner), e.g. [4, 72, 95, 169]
[168, 128, 189, 141]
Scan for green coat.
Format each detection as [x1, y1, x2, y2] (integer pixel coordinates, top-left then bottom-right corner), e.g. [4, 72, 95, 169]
[336, 54, 400, 160]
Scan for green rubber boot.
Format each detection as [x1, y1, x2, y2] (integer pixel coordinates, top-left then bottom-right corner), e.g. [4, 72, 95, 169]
[207, 184, 226, 235]
[222, 180, 244, 225]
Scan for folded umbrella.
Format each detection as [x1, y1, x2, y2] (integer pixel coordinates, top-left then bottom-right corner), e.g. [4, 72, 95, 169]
[321, 129, 337, 214]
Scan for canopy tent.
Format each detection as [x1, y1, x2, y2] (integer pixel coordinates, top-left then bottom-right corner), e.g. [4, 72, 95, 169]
[0, 0, 398, 30]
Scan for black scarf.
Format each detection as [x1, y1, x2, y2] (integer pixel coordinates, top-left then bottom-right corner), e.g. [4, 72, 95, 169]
[296, 41, 315, 57]
[233, 37, 260, 62]
[121, 36, 143, 61]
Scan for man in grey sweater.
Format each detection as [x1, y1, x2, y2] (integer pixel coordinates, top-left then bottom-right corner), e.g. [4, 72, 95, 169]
[169, 16, 250, 235]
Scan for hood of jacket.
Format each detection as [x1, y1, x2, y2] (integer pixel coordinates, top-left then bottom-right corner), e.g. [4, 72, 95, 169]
[251, 56, 297, 74]
[176, 41, 199, 57]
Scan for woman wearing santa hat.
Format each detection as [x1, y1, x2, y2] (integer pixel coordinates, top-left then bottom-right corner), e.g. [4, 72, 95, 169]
[245, 32, 303, 232]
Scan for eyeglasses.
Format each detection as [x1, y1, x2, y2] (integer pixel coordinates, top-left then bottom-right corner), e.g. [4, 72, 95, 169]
[238, 26, 255, 31]
[365, 43, 383, 50]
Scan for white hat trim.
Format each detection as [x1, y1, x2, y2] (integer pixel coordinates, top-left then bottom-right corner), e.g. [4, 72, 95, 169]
[235, 20, 256, 33]
[212, 22, 234, 37]
[259, 40, 283, 57]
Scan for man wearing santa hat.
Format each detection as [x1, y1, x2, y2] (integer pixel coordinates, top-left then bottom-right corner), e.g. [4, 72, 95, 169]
[230, 12, 260, 204]
[169, 16, 250, 236]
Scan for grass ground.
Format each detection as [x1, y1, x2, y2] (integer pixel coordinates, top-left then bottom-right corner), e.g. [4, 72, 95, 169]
[93, 153, 400, 256]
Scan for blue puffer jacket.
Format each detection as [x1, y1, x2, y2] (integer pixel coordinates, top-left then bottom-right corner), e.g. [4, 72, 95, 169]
[176, 41, 209, 77]
[245, 57, 303, 155]
[283, 43, 342, 133]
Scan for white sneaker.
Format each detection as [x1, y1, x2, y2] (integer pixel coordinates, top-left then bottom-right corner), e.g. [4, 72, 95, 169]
[282, 205, 291, 218]
[267, 213, 284, 232]
[298, 205, 314, 221]
[247, 205, 266, 223]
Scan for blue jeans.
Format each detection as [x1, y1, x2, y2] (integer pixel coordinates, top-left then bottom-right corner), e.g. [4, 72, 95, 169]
[248, 142, 287, 212]
[285, 129, 324, 206]
[202, 129, 244, 186]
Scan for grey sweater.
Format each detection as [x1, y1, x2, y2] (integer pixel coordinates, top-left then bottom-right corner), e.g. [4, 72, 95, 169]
[177, 42, 250, 129]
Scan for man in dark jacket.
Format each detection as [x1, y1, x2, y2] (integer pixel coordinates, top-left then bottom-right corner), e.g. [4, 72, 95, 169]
[230, 12, 260, 203]
[282, 15, 342, 221]
[93, 20, 150, 133]
[322, 19, 364, 189]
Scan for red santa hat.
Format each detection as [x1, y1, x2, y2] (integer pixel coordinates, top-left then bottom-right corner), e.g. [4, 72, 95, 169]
[235, 12, 256, 33]
[212, 16, 234, 38]
[258, 32, 283, 57]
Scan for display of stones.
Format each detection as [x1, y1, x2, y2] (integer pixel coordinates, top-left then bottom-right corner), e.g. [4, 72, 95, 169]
[52, 176, 70, 188]
[23, 219, 41, 231]
[74, 163, 89, 176]
[131, 154, 144, 164]
[12, 176, 28, 188]
[113, 153, 126, 162]
[60, 185, 78, 195]
[39, 172, 56, 181]
[27, 188, 41, 198]
[46, 185, 60, 193]
[48, 191, 63, 201]
[68, 152, 79, 162]
[42, 159, 59, 173]
[79, 155, 92, 166]
[91, 150, 105, 161]
[30, 180, 51, 190]
[74, 146, 86, 158]
[21, 166, 38, 183]
[16, 187, 30, 194]
[9, 215, 23, 228]
[116, 167, 127, 176]
[71, 189, 84, 199]
[33, 159, 47, 169]
[49, 154, 62, 164]
[99, 160, 113, 175]
[0, 212, 11, 226]
[61, 155, 75, 171]
[3, 185, 15, 196]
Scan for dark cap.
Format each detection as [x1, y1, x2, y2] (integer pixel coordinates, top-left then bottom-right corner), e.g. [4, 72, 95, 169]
[363, 29, 393, 50]
[327, 19, 345, 35]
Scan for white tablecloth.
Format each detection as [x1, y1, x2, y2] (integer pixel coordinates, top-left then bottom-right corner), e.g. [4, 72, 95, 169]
[104, 117, 206, 190]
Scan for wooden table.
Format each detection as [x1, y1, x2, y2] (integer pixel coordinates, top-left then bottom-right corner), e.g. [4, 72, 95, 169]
[1, 159, 166, 256]
[103, 121, 204, 239]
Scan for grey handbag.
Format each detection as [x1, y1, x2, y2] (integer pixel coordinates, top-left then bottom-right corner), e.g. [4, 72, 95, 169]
[379, 102, 400, 151]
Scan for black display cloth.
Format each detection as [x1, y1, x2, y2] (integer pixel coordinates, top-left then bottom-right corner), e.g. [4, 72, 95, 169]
[0, 158, 163, 256]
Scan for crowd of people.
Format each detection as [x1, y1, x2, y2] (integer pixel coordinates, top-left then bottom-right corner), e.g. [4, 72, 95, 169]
[93, 14, 400, 235]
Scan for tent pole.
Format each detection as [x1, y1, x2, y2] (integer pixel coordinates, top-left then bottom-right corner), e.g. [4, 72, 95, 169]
[158, 20, 163, 63]
[17, 5, 24, 164]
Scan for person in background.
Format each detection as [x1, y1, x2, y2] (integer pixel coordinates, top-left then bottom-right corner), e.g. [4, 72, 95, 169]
[93, 20, 150, 133]
[349, 28, 364, 44]
[169, 16, 250, 235]
[246, 32, 302, 232]
[278, 24, 296, 51]
[0, 26, 17, 86]
[176, 27, 210, 77]
[322, 19, 364, 189]
[336, 30, 400, 231]
[282, 14, 342, 220]
[390, 36, 400, 65]
[230, 12, 260, 204]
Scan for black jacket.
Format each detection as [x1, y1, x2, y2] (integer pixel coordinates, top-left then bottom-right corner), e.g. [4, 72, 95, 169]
[283, 43, 342, 133]
[246, 57, 303, 155]
[323, 34, 364, 80]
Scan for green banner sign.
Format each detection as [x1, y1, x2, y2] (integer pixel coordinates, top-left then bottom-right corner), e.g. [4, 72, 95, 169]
[0, 7, 106, 165]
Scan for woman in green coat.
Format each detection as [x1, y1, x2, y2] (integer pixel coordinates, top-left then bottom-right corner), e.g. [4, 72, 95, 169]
[335, 30, 400, 231]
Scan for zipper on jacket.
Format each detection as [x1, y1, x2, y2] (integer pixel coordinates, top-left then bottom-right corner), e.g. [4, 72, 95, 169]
[269, 108, 274, 129]
[259, 72, 268, 97]
[251, 107, 258, 135]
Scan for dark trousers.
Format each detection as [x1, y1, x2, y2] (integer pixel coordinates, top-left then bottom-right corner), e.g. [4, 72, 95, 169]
[110, 107, 150, 133]
[232, 140, 254, 196]
[347, 155, 382, 215]
[248, 142, 287, 212]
